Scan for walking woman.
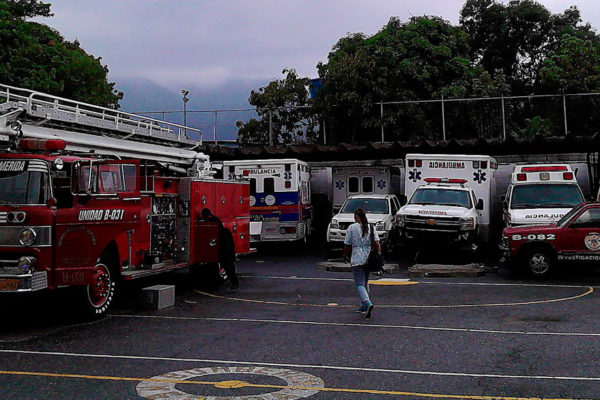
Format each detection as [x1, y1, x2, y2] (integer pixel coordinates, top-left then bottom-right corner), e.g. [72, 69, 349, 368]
[343, 208, 380, 319]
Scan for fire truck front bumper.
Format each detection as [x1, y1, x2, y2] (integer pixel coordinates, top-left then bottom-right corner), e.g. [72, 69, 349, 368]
[0, 256, 48, 292]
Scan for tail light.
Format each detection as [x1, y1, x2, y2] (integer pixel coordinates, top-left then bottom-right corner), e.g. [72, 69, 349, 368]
[563, 172, 574, 180]
[416, 160, 422, 167]
[285, 164, 291, 171]
[280, 226, 297, 234]
[242, 170, 249, 176]
[480, 161, 487, 169]
[285, 181, 291, 188]
[516, 173, 527, 181]
[408, 160, 414, 167]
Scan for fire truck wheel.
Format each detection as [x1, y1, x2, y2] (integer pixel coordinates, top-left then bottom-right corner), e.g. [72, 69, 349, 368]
[81, 258, 117, 318]
[522, 247, 554, 278]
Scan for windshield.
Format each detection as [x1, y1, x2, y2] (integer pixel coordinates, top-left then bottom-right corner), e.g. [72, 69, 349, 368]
[557, 205, 584, 227]
[341, 198, 389, 214]
[511, 184, 583, 209]
[0, 169, 51, 205]
[409, 188, 472, 208]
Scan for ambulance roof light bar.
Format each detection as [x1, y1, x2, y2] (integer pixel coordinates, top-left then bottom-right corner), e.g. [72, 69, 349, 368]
[424, 178, 467, 186]
[521, 166, 567, 172]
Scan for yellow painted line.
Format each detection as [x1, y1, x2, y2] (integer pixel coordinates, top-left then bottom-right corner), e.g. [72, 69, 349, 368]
[0, 370, 587, 400]
[370, 279, 420, 286]
[195, 286, 593, 309]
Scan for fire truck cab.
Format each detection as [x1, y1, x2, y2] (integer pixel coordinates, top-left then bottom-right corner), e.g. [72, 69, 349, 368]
[0, 84, 250, 317]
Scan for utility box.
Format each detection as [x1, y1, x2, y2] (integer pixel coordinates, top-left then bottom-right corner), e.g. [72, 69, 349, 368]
[141, 285, 175, 310]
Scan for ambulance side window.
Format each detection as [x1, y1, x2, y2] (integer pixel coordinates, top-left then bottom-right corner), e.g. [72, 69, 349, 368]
[348, 177, 359, 193]
[249, 178, 256, 195]
[362, 177, 373, 193]
[264, 177, 275, 195]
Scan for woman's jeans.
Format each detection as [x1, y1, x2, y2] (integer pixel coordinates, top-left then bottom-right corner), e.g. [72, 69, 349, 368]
[352, 266, 371, 304]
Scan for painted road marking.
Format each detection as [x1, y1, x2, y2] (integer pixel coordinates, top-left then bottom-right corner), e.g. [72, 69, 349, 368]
[194, 286, 593, 308]
[3, 349, 600, 383]
[0, 369, 593, 400]
[136, 366, 324, 399]
[370, 279, 419, 286]
[241, 274, 596, 289]
[112, 314, 600, 338]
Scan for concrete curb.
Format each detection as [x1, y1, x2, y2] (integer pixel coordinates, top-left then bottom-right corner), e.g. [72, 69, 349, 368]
[408, 263, 488, 277]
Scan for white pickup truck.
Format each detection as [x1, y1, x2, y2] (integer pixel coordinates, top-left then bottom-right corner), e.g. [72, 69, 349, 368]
[327, 194, 401, 253]
[395, 179, 483, 247]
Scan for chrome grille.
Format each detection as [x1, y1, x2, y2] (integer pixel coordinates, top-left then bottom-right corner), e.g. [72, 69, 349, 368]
[0, 226, 52, 247]
[405, 215, 461, 232]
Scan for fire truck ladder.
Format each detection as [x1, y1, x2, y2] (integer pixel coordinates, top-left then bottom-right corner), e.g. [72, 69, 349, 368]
[0, 84, 209, 168]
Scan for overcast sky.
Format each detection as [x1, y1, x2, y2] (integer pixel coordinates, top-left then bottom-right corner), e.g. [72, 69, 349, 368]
[39, 1, 600, 93]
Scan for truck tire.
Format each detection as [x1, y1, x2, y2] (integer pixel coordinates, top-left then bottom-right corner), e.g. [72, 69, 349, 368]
[522, 247, 554, 278]
[79, 255, 118, 318]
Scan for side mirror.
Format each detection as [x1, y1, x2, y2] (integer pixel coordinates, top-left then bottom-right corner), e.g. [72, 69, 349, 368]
[502, 201, 508, 210]
[476, 199, 484, 210]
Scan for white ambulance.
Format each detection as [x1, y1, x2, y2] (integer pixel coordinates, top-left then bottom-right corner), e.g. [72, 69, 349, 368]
[503, 164, 584, 227]
[331, 165, 401, 213]
[395, 154, 497, 245]
[222, 159, 312, 243]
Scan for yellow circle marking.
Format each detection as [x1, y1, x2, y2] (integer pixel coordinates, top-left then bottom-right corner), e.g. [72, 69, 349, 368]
[214, 379, 249, 389]
[195, 286, 593, 309]
[0, 369, 586, 400]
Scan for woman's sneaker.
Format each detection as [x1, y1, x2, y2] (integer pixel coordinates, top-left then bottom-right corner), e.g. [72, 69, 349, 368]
[365, 304, 374, 319]
[355, 303, 369, 313]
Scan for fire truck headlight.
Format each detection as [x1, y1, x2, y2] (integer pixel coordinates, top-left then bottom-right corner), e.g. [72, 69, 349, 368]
[18, 228, 37, 246]
[330, 219, 339, 229]
[460, 217, 475, 231]
[16, 256, 37, 274]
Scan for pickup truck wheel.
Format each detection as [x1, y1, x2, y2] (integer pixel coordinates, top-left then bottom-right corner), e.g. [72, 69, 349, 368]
[522, 248, 554, 278]
[79, 258, 117, 318]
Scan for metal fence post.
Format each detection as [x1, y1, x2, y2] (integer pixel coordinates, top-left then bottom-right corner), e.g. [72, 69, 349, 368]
[323, 118, 327, 145]
[501, 95, 506, 141]
[563, 93, 568, 136]
[380, 100, 384, 142]
[213, 110, 217, 143]
[441, 95, 446, 141]
[269, 109, 273, 146]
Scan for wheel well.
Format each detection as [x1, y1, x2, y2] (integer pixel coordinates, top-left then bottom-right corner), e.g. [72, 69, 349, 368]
[100, 240, 120, 276]
[517, 241, 557, 260]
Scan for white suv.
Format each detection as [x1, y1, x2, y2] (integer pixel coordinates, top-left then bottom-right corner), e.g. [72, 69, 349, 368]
[327, 194, 401, 253]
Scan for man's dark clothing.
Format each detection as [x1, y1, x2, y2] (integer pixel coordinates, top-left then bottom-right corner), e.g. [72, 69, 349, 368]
[204, 214, 239, 287]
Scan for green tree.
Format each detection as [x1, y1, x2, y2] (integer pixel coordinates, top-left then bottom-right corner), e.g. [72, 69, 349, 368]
[0, 0, 122, 108]
[236, 68, 318, 145]
[460, 0, 594, 94]
[538, 35, 600, 136]
[315, 16, 506, 142]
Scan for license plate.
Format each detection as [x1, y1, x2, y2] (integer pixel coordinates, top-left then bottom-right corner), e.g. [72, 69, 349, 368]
[0, 279, 18, 291]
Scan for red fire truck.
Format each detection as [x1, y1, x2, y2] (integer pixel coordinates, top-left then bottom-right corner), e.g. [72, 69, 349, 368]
[501, 202, 600, 277]
[0, 84, 250, 317]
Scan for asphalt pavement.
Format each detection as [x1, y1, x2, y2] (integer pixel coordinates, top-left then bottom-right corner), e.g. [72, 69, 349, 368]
[2, 241, 600, 399]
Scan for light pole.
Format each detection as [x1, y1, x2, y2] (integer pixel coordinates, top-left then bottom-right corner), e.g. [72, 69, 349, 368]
[181, 89, 189, 137]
